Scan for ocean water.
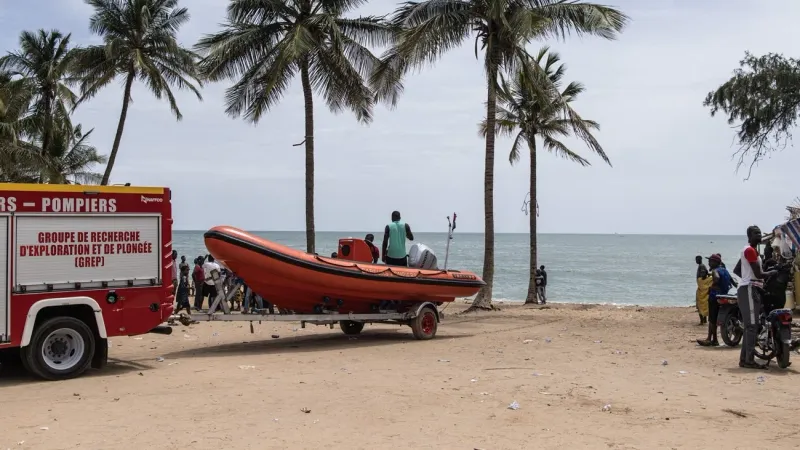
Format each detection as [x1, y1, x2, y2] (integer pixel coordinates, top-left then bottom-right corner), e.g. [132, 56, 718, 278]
[174, 231, 745, 307]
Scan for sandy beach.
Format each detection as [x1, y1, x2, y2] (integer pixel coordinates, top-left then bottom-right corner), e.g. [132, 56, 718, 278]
[1, 302, 797, 450]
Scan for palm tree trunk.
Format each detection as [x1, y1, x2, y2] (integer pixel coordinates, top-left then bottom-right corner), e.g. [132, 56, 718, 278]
[300, 58, 316, 254]
[101, 72, 134, 186]
[524, 139, 538, 304]
[470, 52, 498, 311]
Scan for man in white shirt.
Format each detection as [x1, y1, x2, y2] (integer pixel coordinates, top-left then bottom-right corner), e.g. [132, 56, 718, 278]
[202, 255, 221, 311]
[733, 225, 776, 370]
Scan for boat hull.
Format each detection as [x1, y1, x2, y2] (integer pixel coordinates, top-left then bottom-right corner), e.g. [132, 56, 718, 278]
[204, 226, 484, 314]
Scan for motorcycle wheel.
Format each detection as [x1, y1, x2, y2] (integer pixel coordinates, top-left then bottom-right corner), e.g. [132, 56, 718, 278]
[720, 310, 743, 347]
[777, 341, 791, 369]
[754, 325, 775, 361]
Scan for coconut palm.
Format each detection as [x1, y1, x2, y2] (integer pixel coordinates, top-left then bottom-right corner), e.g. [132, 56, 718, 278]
[73, 0, 202, 185]
[0, 70, 54, 182]
[195, 0, 394, 254]
[44, 124, 107, 184]
[0, 30, 78, 157]
[376, 0, 627, 309]
[487, 48, 609, 304]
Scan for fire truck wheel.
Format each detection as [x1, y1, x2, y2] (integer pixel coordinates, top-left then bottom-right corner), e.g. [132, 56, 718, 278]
[23, 317, 96, 381]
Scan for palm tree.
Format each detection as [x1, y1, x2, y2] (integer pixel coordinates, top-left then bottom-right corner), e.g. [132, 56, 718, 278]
[74, 0, 202, 185]
[376, 0, 627, 309]
[488, 48, 609, 304]
[0, 30, 78, 157]
[45, 124, 107, 184]
[195, 0, 394, 254]
[0, 70, 55, 182]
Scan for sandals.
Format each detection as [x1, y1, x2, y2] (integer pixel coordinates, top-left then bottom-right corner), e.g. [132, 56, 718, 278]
[696, 339, 720, 347]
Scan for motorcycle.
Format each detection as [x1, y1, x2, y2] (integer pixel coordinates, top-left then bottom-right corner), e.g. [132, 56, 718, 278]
[716, 263, 794, 368]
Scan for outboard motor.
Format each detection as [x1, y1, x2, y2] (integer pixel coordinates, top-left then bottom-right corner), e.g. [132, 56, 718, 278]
[408, 243, 438, 269]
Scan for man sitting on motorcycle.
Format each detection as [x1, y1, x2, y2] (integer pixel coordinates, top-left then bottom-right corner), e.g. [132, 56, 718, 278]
[733, 226, 777, 370]
[697, 253, 736, 347]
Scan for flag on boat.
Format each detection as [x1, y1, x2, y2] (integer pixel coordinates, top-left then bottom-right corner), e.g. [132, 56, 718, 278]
[782, 218, 800, 250]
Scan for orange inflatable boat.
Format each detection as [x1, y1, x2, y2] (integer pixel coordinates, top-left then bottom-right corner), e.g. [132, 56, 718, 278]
[204, 226, 485, 314]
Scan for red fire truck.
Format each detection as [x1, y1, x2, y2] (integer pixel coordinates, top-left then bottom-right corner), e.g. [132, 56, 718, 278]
[0, 183, 174, 380]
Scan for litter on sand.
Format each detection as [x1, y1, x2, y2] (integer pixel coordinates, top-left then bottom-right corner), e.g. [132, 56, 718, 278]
[523, 339, 533, 344]
[507, 401, 520, 410]
[544, 337, 552, 343]
[238, 365, 256, 370]
[156, 357, 165, 362]
[438, 359, 450, 363]
[602, 404, 612, 412]
[678, 371, 689, 374]
[661, 360, 669, 366]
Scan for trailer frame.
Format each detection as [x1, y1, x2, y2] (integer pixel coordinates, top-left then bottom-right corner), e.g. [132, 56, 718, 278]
[172, 273, 443, 340]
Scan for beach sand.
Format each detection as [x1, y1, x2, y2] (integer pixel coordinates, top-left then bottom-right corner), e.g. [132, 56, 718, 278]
[1, 302, 797, 449]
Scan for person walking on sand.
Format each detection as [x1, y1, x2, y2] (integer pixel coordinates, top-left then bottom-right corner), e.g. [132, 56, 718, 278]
[192, 256, 205, 310]
[382, 211, 414, 267]
[174, 269, 192, 315]
[733, 226, 777, 370]
[171, 250, 179, 290]
[179, 255, 189, 275]
[203, 255, 222, 311]
[536, 265, 548, 304]
[695, 255, 711, 325]
[697, 254, 736, 347]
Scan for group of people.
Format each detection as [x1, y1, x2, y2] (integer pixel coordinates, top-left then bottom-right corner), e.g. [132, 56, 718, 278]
[694, 225, 791, 370]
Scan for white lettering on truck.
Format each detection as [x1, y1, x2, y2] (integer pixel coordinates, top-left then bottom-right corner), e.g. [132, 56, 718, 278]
[140, 196, 162, 203]
[41, 197, 117, 213]
[0, 196, 17, 212]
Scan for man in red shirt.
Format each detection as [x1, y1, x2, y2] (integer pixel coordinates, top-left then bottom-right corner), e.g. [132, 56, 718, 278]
[365, 233, 380, 263]
[733, 226, 776, 370]
[192, 256, 205, 310]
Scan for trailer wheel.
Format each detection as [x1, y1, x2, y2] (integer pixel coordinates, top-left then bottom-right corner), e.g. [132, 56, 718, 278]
[410, 306, 438, 340]
[22, 316, 96, 381]
[339, 320, 365, 335]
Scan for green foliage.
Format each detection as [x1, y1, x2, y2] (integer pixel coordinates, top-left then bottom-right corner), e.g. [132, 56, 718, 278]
[0, 30, 78, 157]
[373, 0, 629, 103]
[73, 0, 202, 185]
[75, 0, 203, 117]
[0, 31, 105, 184]
[194, 0, 394, 123]
[489, 48, 609, 167]
[704, 52, 800, 176]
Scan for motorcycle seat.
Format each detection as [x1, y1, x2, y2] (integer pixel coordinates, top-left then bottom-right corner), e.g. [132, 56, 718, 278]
[767, 309, 793, 319]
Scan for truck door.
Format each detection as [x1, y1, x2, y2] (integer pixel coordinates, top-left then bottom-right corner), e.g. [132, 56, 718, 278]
[0, 215, 8, 342]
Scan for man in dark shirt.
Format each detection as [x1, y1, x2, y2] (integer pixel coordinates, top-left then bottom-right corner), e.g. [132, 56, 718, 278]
[538, 265, 547, 303]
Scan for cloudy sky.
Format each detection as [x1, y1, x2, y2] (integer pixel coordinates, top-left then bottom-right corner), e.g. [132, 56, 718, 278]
[1, 0, 798, 234]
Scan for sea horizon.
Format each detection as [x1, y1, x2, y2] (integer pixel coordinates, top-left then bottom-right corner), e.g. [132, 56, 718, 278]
[176, 229, 744, 237]
[174, 230, 741, 308]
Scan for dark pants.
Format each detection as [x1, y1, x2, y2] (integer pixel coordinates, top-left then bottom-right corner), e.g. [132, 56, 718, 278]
[707, 291, 720, 339]
[385, 256, 408, 267]
[194, 282, 204, 309]
[203, 283, 218, 310]
[738, 285, 761, 365]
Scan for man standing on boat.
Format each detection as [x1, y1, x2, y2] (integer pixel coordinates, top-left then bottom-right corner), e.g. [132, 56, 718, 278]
[382, 211, 414, 266]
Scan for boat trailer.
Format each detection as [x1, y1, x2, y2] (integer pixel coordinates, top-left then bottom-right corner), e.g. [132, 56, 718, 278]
[169, 273, 443, 340]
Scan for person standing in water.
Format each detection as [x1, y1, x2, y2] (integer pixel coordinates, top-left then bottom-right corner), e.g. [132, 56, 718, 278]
[695, 255, 710, 325]
[382, 211, 414, 266]
[697, 254, 736, 347]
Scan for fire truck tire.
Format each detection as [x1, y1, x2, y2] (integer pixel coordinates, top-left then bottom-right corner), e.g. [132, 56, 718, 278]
[23, 317, 96, 381]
